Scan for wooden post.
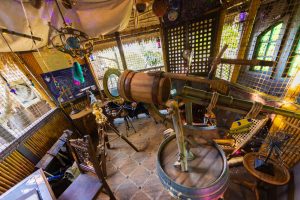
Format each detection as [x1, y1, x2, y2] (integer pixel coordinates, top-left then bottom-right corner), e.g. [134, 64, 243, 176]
[170, 101, 188, 172]
[185, 102, 193, 125]
[230, 0, 261, 83]
[115, 32, 128, 70]
[213, 8, 226, 59]
[159, 18, 168, 72]
[84, 56, 104, 100]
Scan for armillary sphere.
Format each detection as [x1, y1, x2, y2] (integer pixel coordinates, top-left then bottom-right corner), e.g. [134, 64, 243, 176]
[50, 25, 93, 58]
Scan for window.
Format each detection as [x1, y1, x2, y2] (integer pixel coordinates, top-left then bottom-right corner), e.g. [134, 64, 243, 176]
[90, 38, 164, 90]
[283, 29, 300, 77]
[252, 23, 283, 72]
[0, 54, 52, 153]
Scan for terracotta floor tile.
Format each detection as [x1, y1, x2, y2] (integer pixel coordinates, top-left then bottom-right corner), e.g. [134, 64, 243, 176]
[107, 171, 127, 192]
[115, 180, 139, 200]
[142, 155, 157, 171]
[130, 166, 151, 187]
[141, 174, 164, 200]
[130, 190, 151, 200]
[119, 158, 139, 176]
[111, 152, 129, 168]
[131, 151, 149, 164]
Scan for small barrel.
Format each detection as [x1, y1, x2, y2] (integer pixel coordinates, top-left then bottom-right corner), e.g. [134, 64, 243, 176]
[157, 129, 229, 199]
[118, 70, 171, 105]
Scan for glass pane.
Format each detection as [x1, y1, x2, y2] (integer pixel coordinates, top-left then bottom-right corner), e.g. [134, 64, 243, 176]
[254, 66, 261, 71]
[261, 30, 271, 42]
[270, 23, 283, 41]
[265, 56, 273, 61]
[257, 56, 264, 60]
[266, 43, 276, 57]
[258, 43, 268, 57]
[107, 74, 119, 97]
[262, 66, 269, 72]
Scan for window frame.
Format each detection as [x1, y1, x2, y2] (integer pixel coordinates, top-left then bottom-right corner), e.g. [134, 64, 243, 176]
[282, 27, 300, 77]
[250, 22, 284, 72]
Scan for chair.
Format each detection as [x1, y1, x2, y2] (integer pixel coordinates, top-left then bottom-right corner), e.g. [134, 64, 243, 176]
[58, 135, 116, 200]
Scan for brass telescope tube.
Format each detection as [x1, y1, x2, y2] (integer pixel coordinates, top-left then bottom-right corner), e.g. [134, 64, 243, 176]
[181, 86, 300, 119]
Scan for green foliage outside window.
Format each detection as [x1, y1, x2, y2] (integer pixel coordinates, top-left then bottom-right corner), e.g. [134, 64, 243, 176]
[252, 23, 283, 72]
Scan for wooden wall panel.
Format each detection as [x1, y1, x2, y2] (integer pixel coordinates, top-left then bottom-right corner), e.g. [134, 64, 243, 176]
[0, 151, 35, 195]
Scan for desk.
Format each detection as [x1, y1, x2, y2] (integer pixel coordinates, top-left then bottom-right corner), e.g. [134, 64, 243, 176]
[0, 169, 56, 200]
[243, 152, 290, 186]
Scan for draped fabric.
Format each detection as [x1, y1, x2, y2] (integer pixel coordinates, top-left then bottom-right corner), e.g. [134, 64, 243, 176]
[0, 0, 133, 52]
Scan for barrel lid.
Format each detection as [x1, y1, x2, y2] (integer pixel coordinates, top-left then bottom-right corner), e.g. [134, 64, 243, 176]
[159, 136, 226, 188]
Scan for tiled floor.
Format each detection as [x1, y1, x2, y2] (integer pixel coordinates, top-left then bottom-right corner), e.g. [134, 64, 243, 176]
[97, 116, 259, 200]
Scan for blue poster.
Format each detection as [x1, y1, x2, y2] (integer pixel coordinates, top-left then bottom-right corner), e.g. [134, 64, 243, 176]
[41, 64, 97, 103]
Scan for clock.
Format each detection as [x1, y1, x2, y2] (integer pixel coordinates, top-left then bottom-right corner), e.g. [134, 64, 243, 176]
[168, 9, 179, 21]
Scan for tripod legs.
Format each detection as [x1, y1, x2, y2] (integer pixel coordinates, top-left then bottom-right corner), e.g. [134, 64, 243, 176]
[106, 122, 139, 152]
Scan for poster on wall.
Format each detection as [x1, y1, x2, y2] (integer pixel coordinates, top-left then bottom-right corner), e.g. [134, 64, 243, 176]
[41, 64, 97, 103]
[10, 79, 40, 108]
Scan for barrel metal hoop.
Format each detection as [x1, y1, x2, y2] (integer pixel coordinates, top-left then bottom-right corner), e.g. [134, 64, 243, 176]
[119, 70, 131, 101]
[157, 133, 229, 200]
[151, 71, 164, 105]
[124, 71, 135, 102]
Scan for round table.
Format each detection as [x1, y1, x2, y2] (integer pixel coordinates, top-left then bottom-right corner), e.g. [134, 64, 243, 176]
[243, 152, 290, 186]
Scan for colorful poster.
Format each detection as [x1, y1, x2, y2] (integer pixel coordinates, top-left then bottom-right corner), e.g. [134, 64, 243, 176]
[41, 64, 97, 103]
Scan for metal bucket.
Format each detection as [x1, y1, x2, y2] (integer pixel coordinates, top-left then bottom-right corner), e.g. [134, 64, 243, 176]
[157, 131, 229, 200]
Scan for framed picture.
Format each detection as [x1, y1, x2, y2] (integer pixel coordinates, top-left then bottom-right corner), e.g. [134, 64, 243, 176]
[9, 79, 40, 108]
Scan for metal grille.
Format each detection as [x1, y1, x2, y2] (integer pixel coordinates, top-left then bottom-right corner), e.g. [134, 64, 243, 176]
[90, 38, 164, 89]
[0, 54, 52, 153]
[216, 12, 244, 81]
[237, 0, 300, 98]
[165, 15, 218, 75]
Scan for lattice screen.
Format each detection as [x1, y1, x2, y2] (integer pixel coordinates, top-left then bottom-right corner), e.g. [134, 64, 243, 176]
[216, 12, 244, 81]
[165, 14, 218, 75]
[0, 54, 52, 153]
[237, 0, 300, 98]
[90, 38, 164, 89]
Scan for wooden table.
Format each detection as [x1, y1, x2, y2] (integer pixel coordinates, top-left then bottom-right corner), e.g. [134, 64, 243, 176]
[0, 169, 56, 200]
[243, 152, 290, 186]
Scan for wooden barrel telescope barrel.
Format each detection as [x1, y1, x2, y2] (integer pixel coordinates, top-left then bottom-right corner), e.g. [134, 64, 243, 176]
[157, 129, 229, 199]
[118, 70, 171, 104]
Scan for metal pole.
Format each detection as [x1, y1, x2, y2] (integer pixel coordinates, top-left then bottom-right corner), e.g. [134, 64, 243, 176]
[115, 32, 128, 70]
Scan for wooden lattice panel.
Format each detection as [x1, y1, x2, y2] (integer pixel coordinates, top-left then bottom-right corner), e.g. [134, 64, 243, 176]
[188, 19, 214, 74]
[164, 14, 218, 75]
[263, 115, 300, 169]
[166, 26, 185, 73]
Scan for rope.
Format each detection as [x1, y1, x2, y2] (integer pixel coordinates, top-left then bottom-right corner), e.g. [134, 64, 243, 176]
[206, 92, 220, 115]
[20, 0, 73, 103]
[245, 101, 263, 119]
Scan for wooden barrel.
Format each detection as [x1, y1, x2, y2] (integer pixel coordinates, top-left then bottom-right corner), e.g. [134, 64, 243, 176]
[157, 130, 229, 199]
[118, 70, 171, 104]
